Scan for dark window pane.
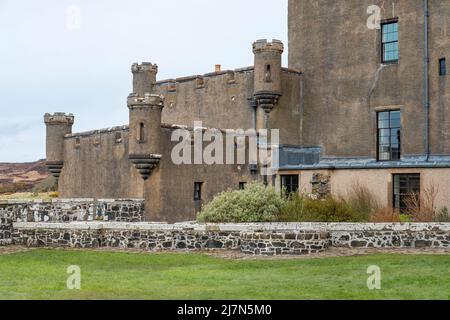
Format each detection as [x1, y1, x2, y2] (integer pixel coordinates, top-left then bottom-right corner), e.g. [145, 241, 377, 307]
[393, 174, 421, 213]
[377, 110, 402, 161]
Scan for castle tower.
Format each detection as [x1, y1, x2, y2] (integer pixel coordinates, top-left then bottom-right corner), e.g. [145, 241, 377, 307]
[132, 62, 158, 96]
[128, 62, 164, 180]
[44, 113, 74, 181]
[253, 39, 284, 130]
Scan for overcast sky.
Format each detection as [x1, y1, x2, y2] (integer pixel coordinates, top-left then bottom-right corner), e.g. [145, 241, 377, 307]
[0, 0, 288, 162]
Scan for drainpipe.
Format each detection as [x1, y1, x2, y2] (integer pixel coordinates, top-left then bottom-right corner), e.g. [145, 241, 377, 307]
[424, 0, 430, 161]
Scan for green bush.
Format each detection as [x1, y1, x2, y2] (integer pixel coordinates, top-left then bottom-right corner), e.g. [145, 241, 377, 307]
[197, 183, 286, 223]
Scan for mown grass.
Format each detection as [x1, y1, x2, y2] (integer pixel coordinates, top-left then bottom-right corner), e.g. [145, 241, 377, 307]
[0, 250, 449, 300]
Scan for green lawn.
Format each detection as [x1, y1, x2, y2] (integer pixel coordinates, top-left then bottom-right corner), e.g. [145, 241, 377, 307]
[0, 250, 449, 300]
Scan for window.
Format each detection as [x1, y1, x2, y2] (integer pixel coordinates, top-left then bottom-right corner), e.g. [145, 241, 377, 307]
[138, 123, 145, 142]
[439, 58, 446, 76]
[393, 174, 420, 213]
[281, 175, 299, 195]
[115, 132, 122, 144]
[378, 110, 401, 161]
[382, 21, 399, 63]
[194, 182, 203, 201]
[264, 64, 272, 82]
[239, 182, 247, 190]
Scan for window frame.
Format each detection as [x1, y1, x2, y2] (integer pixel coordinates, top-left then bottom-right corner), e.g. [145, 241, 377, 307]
[393, 174, 421, 214]
[377, 110, 401, 162]
[381, 19, 399, 64]
[194, 182, 203, 201]
[281, 175, 299, 196]
[439, 58, 446, 76]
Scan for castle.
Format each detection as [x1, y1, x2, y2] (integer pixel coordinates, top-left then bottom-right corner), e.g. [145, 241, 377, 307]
[44, 1, 450, 222]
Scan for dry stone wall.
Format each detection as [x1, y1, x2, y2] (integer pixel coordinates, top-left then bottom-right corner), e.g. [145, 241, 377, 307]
[0, 199, 144, 246]
[10, 222, 450, 255]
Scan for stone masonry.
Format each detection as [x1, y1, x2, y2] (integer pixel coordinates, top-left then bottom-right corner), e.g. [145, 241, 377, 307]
[10, 222, 450, 255]
[0, 200, 144, 246]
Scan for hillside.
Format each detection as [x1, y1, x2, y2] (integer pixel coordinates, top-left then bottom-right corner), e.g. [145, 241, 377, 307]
[0, 160, 55, 193]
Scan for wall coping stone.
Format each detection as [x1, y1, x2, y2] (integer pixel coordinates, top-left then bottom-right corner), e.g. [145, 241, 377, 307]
[12, 222, 450, 232]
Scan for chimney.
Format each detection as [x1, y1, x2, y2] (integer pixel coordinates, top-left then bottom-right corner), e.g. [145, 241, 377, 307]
[215, 64, 221, 73]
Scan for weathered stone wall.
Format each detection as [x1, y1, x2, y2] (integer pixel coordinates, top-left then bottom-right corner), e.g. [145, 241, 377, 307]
[240, 231, 329, 255]
[0, 200, 144, 246]
[61, 127, 144, 199]
[10, 222, 450, 255]
[288, 0, 450, 158]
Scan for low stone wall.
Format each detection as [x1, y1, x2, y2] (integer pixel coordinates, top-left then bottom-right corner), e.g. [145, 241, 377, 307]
[11, 222, 450, 255]
[0, 199, 145, 246]
[240, 231, 329, 255]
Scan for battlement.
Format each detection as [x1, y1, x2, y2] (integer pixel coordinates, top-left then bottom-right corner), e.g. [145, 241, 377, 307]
[44, 113, 74, 125]
[253, 39, 284, 54]
[131, 62, 158, 74]
[127, 93, 165, 108]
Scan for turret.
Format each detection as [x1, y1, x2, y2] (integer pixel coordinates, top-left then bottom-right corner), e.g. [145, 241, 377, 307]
[128, 62, 164, 180]
[44, 113, 74, 180]
[253, 39, 284, 129]
[132, 62, 158, 96]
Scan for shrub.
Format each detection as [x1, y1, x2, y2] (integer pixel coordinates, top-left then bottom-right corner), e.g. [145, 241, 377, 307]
[279, 182, 379, 223]
[370, 207, 401, 222]
[197, 183, 286, 223]
[345, 182, 380, 222]
[279, 194, 360, 222]
[434, 207, 450, 222]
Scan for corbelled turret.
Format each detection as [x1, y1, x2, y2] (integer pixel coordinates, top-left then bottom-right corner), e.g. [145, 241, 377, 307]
[44, 113, 74, 181]
[128, 62, 164, 180]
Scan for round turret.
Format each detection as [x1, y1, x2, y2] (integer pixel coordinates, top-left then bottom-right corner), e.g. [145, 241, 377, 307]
[131, 62, 158, 96]
[44, 113, 74, 180]
[127, 93, 165, 180]
[253, 39, 284, 96]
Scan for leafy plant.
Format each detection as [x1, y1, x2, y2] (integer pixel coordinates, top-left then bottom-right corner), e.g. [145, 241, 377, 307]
[197, 183, 286, 223]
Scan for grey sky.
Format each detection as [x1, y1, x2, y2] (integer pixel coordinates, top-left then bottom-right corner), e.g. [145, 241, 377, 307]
[0, 0, 288, 162]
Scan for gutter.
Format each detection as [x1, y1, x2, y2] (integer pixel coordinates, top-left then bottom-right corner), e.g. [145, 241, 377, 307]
[424, 0, 430, 161]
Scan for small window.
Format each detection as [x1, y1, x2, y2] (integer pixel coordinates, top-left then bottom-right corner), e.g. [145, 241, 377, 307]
[281, 175, 299, 196]
[439, 58, 446, 76]
[264, 64, 272, 82]
[377, 110, 401, 161]
[194, 182, 203, 201]
[138, 123, 145, 142]
[75, 137, 81, 148]
[393, 174, 420, 213]
[115, 132, 122, 144]
[381, 21, 399, 63]
[239, 182, 247, 190]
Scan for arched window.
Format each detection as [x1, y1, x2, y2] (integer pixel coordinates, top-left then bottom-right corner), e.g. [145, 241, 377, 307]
[138, 123, 145, 142]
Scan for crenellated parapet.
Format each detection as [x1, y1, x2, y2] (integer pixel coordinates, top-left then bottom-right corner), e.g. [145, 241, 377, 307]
[44, 113, 75, 181]
[44, 113, 74, 126]
[131, 62, 158, 97]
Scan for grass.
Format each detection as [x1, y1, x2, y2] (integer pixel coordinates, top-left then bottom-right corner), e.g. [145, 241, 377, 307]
[0, 192, 57, 201]
[0, 250, 449, 300]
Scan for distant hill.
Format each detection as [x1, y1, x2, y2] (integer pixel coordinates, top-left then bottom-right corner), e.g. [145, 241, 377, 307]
[0, 160, 56, 193]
